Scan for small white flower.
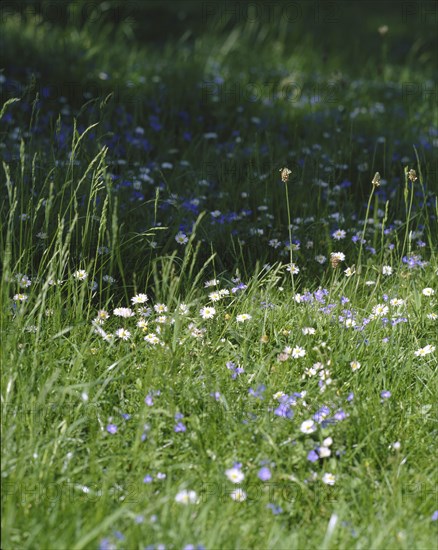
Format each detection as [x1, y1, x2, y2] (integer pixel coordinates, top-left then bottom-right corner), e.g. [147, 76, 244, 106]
[13, 293, 28, 302]
[315, 255, 327, 264]
[225, 468, 245, 484]
[209, 291, 222, 302]
[131, 293, 149, 304]
[350, 360, 361, 371]
[273, 391, 286, 400]
[236, 314, 252, 323]
[175, 231, 188, 245]
[204, 279, 219, 287]
[300, 419, 317, 434]
[200, 306, 216, 319]
[344, 266, 356, 277]
[18, 274, 32, 287]
[332, 229, 346, 240]
[144, 333, 160, 345]
[414, 344, 435, 357]
[287, 263, 300, 275]
[175, 490, 198, 504]
[382, 265, 393, 275]
[115, 328, 131, 341]
[113, 307, 135, 318]
[322, 472, 336, 485]
[178, 303, 189, 315]
[137, 319, 148, 330]
[422, 288, 435, 297]
[319, 446, 331, 458]
[97, 309, 109, 321]
[269, 239, 282, 248]
[426, 313, 437, 320]
[154, 303, 168, 313]
[73, 270, 88, 281]
[371, 304, 389, 317]
[291, 346, 306, 358]
[230, 488, 247, 502]
[302, 327, 316, 335]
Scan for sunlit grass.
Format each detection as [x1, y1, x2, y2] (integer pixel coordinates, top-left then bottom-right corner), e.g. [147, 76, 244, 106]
[1, 3, 437, 549]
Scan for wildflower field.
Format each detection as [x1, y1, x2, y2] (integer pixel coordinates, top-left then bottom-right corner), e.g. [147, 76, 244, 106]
[1, 2, 437, 549]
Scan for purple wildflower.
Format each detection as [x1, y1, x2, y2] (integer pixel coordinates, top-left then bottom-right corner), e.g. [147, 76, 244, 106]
[307, 450, 319, 462]
[274, 403, 293, 418]
[267, 503, 283, 514]
[258, 467, 272, 481]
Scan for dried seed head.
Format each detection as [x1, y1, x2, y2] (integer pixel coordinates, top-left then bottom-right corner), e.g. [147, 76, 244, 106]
[372, 172, 381, 187]
[280, 167, 292, 183]
[330, 252, 345, 268]
[408, 169, 417, 182]
[330, 257, 341, 268]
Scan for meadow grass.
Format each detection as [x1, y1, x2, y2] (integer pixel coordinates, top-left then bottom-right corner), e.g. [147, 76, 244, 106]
[1, 2, 437, 549]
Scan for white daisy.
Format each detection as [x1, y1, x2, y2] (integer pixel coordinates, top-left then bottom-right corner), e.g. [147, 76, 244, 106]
[236, 314, 252, 322]
[115, 328, 131, 341]
[291, 346, 306, 358]
[322, 472, 336, 485]
[230, 488, 247, 502]
[131, 293, 149, 304]
[200, 306, 216, 319]
[300, 419, 317, 434]
[175, 490, 198, 504]
[225, 468, 245, 484]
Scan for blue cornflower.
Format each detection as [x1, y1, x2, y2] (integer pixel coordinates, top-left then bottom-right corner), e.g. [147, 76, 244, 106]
[274, 403, 293, 418]
[249, 385, 266, 399]
[334, 409, 348, 421]
[174, 413, 187, 432]
[313, 406, 330, 422]
[258, 466, 272, 481]
[266, 503, 283, 515]
[381, 390, 391, 399]
[106, 424, 117, 434]
[307, 450, 319, 463]
[99, 538, 116, 550]
[227, 362, 244, 379]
